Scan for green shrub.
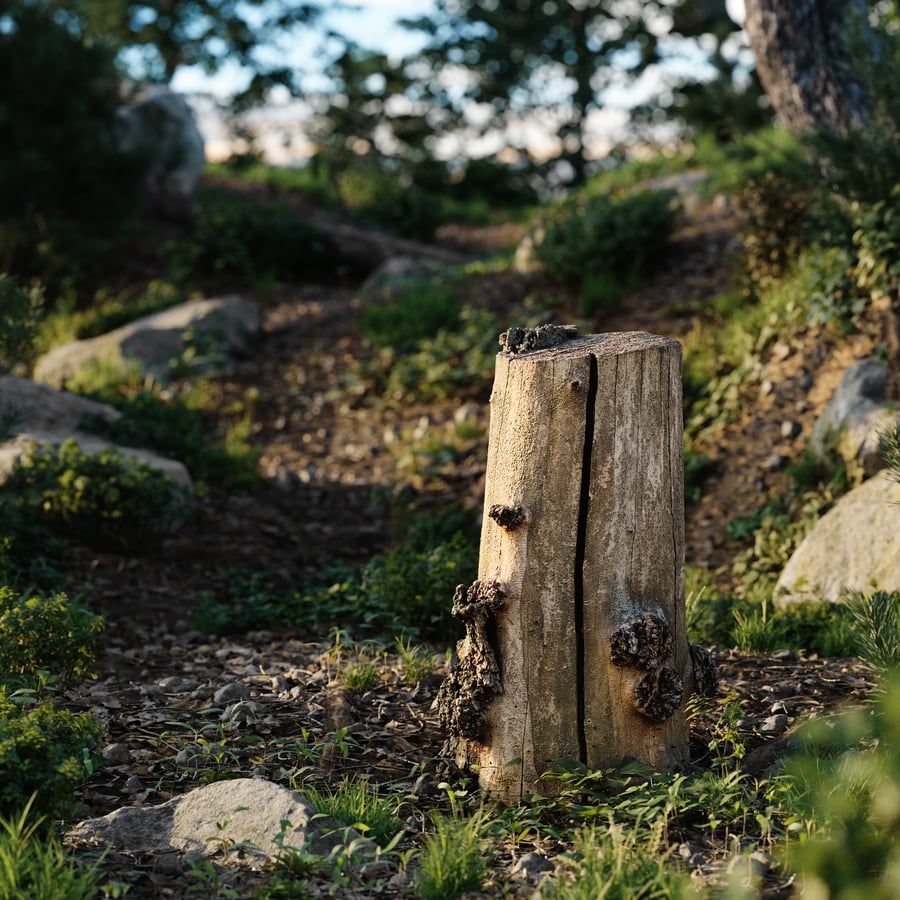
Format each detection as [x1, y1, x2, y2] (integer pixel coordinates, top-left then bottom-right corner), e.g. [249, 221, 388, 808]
[0, 798, 101, 898]
[0, 276, 43, 375]
[847, 590, 900, 675]
[0, 690, 102, 820]
[2, 439, 190, 552]
[167, 188, 344, 287]
[0, 2, 146, 297]
[416, 808, 489, 900]
[0, 587, 103, 687]
[360, 283, 461, 354]
[534, 189, 680, 313]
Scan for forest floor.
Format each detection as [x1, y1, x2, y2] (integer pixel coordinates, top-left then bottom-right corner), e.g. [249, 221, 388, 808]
[57, 188, 889, 897]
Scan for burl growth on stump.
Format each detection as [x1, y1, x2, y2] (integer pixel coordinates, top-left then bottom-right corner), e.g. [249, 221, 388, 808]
[437, 327, 716, 803]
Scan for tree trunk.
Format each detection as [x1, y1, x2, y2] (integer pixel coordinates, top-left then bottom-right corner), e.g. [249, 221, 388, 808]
[437, 328, 715, 803]
[743, 0, 871, 136]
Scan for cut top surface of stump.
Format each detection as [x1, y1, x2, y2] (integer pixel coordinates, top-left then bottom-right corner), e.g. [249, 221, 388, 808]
[498, 330, 679, 362]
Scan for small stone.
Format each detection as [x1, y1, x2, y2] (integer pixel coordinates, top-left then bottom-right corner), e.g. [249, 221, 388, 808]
[213, 682, 251, 705]
[772, 341, 792, 362]
[770, 701, 789, 715]
[220, 700, 264, 724]
[508, 852, 554, 883]
[772, 649, 797, 661]
[759, 380, 775, 397]
[124, 775, 143, 794]
[727, 850, 773, 880]
[102, 743, 132, 765]
[759, 714, 789, 735]
[799, 373, 814, 390]
[765, 453, 789, 471]
[780, 420, 802, 440]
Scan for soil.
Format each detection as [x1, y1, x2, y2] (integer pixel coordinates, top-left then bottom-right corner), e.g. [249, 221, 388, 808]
[55, 186, 898, 897]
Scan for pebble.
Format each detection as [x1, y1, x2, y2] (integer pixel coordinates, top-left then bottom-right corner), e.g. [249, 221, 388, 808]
[759, 714, 789, 735]
[780, 420, 802, 440]
[213, 682, 251, 705]
[508, 852, 554, 883]
[760, 380, 775, 398]
[124, 775, 143, 794]
[101, 743, 132, 765]
[765, 453, 790, 471]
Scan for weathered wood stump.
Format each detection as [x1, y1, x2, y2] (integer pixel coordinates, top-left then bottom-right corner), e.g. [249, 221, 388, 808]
[437, 327, 712, 803]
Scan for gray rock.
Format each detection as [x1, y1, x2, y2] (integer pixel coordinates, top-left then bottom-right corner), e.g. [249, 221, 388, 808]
[507, 851, 554, 883]
[116, 85, 205, 221]
[101, 743, 132, 765]
[780, 420, 801, 441]
[358, 256, 447, 303]
[0, 375, 192, 492]
[66, 778, 368, 863]
[512, 227, 545, 275]
[810, 359, 900, 480]
[759, 714, 789, 735]
[213, 682, 251, 705]
[33, 296, 261, 388]
[775, 472, 900, 604]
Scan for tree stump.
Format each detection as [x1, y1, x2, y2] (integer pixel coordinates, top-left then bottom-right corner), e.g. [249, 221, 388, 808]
[437, 328, 708, 803]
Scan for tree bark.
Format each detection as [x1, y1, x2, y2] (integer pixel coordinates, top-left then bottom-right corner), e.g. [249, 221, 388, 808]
[437, 328, 713, 803]
[743, 0, 871, 136]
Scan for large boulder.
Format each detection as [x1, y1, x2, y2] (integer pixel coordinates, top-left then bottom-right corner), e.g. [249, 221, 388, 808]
[33, 296, 261, 388]
[116, 85, 205, 221]
[66, 778, 368, 864]
[810, 359, 900, 481]
[774, 471, 900, 605]
[0, 374, 192, 491]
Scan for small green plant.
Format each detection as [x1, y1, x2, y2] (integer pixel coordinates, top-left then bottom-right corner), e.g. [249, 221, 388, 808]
[396, 637, 439, 684]
[342, 659, 380, 692]
[416, 806, 490, 900]
[0, 796, 101, 899]
[0, 587, 103, 687]
[881, 420, 900, 482]
[2, 439, 190, 552]
[360, 282, 461, 354]
[304, 777, 403, 848]
[0, 275, 43, 375]
[847, 590, 900, 676]
[540, 818, 690, 900]
[0, 689, 103, 820]
[534, 189, 680, 313]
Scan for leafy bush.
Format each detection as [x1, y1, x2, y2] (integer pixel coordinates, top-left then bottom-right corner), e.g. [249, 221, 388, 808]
[0, 690, 102, 821]
[360, 283, 461, 354]
[2, 439, 190, 552]
[167, 188, 344, 287]
[193, 533, 477, 642]
[0, 587, 103, 688]
[534, 189, 680, 313]
[0, 276, 43, 375]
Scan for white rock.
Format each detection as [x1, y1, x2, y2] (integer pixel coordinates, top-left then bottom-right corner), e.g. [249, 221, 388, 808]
[33, 296, 261, 388]
[66, 778, 368, 863]
[775, 472, 900, 604]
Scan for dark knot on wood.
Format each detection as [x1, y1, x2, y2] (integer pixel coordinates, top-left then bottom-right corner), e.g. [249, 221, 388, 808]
[633, 665, 684, 723]
[689, 644, 718, 697]
[488, 504, 527, 532]
[498, 324, 578, 355]
[436, 578, 506, 741]
[609, 613, 674, 671]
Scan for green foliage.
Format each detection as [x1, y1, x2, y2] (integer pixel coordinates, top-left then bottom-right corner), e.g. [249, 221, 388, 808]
[2, 439, 190, 552]
[737, 172, 811, 287]
[395, 637, 439, 684]
[416, 807, 489, 900]
[360, 284, 460, 354]
[683, 449, 712, 505]
[779, 673, 900, 898]
[0, 689, 102, 821]
[850, 184, 900, 301]
[360, 306, 500, 404]
[847, 590, 900, 676]
[311, 532, 476, 642]
[0, 2, 146, 297]
[166, 188, 344, 288]
[341, 659, 380, 692]
[534, 189, 680, 313]
[0, 275, 43, 375]
[0, 797, 101, 899]
[304, 777, 402, 847]
[883, 420, 900, 482]
[80, 383, 261, 492]
[0, 587, 103, 688]
[541, 820, 690, 900]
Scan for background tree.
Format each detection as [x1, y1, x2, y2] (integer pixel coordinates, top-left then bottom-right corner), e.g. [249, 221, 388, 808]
[742, 0, 872, 137]
[403, 0, 663, 187]
[45, 0, 323, 106]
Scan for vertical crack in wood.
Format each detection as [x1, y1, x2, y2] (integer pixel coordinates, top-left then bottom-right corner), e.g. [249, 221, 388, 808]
[573, 354, 597, 764]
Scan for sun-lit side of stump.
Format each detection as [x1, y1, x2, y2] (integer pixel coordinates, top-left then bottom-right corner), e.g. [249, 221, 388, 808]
[436, 326, 716, 803]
